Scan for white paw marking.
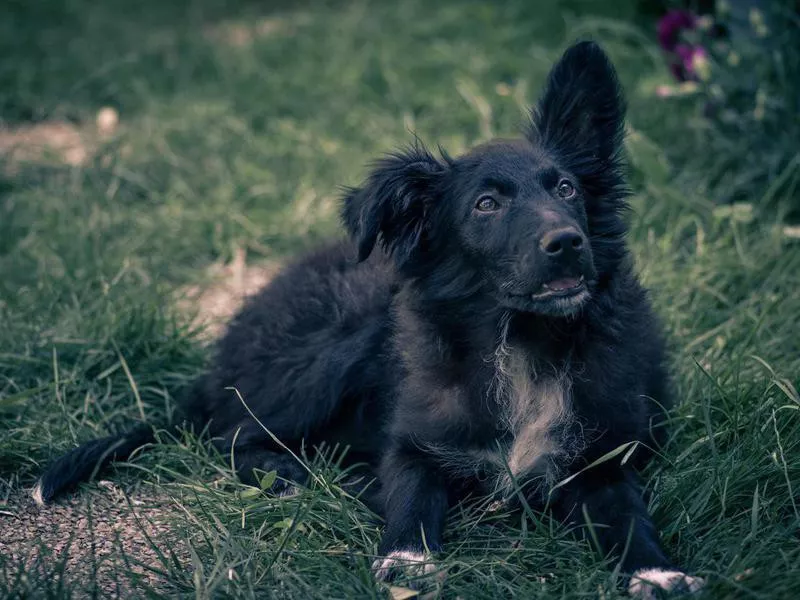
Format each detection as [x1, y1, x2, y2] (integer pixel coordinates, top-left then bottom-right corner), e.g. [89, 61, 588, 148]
[629, 569, 705, 599]
[276, 484, 300, 498]
[372, 550, 436, 582]
[31, 481, 45, 506]
[486, 499, 505, 512]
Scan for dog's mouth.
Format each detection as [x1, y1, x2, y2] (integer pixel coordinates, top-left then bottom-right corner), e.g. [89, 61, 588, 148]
[502, 275, 590, 315]
[530, 275, 586, 299]
[507, 275, 586, 301]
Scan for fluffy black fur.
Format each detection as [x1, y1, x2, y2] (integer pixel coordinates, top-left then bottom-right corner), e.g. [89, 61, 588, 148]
[35, 42, 701, 594]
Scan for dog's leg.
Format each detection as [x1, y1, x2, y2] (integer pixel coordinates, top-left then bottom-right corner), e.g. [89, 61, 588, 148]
[552, 468, 704, 598]
[232, 445, 307, 496]
[372, 446, 447, 585]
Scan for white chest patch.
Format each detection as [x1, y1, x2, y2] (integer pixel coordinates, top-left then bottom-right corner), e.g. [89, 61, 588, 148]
[489, 344, 578, 496]
[423, 340, 581, 499]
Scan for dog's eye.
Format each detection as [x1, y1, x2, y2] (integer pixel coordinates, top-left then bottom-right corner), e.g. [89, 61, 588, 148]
[557, 180, 576, 199]
[475, 195, 500, 212]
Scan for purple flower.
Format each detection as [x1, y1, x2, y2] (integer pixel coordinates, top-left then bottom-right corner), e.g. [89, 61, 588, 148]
[658, 10, 696, 52]
[658, 10, 710, 82]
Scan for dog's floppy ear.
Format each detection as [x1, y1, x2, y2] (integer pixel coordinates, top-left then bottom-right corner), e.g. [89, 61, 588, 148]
[342, 145, 446, 265]
[529, 41, 626, 177]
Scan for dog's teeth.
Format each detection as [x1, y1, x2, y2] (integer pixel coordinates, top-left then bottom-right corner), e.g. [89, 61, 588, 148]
[545, 278, 580, 291]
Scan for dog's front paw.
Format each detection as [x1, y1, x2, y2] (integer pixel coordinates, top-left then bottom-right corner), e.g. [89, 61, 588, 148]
[270, 478, 300, 498]
[372, 550, 437, 585]
[629, 569, 705, 599]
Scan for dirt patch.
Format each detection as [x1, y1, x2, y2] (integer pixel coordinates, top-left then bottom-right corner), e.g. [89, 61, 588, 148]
[0, 482, 188, 598]
[179, 247, 282, 339]
[0, 108, 119, 170]
[0, 121, 89, 166]
[203, 14, 309, 47]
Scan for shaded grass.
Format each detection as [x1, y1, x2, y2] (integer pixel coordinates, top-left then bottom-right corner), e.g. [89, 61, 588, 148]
[1, 0, 799, 598]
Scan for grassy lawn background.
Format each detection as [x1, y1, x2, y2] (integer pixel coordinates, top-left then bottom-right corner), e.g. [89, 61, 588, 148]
[1, 0, 799, 597]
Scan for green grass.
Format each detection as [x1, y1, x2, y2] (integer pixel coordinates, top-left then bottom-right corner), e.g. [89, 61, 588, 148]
[1, 0, 799, 598]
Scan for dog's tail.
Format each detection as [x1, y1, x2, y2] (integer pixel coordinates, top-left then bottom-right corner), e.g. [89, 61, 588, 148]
[32, 423, 159, 505]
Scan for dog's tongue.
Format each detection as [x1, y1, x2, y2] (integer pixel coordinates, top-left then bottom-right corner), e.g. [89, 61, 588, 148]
[546, 277, 580, 291]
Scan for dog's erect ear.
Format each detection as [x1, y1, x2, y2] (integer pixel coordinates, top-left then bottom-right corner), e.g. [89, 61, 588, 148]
[529, 41, 626, 175]
[531, 42, 629, 274]
[342, 146, 446, 265]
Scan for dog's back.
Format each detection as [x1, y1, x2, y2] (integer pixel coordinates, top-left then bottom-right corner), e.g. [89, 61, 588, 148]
[186, 241, 397, 445]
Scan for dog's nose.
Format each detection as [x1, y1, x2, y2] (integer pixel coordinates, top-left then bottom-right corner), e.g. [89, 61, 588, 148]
[540, 228, 585, 257]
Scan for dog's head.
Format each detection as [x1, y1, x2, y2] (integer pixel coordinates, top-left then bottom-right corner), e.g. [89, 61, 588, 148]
[342, 41, 629, 317]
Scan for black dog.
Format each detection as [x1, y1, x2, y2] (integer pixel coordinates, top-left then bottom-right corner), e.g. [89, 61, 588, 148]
[35, 42, 703, 597]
